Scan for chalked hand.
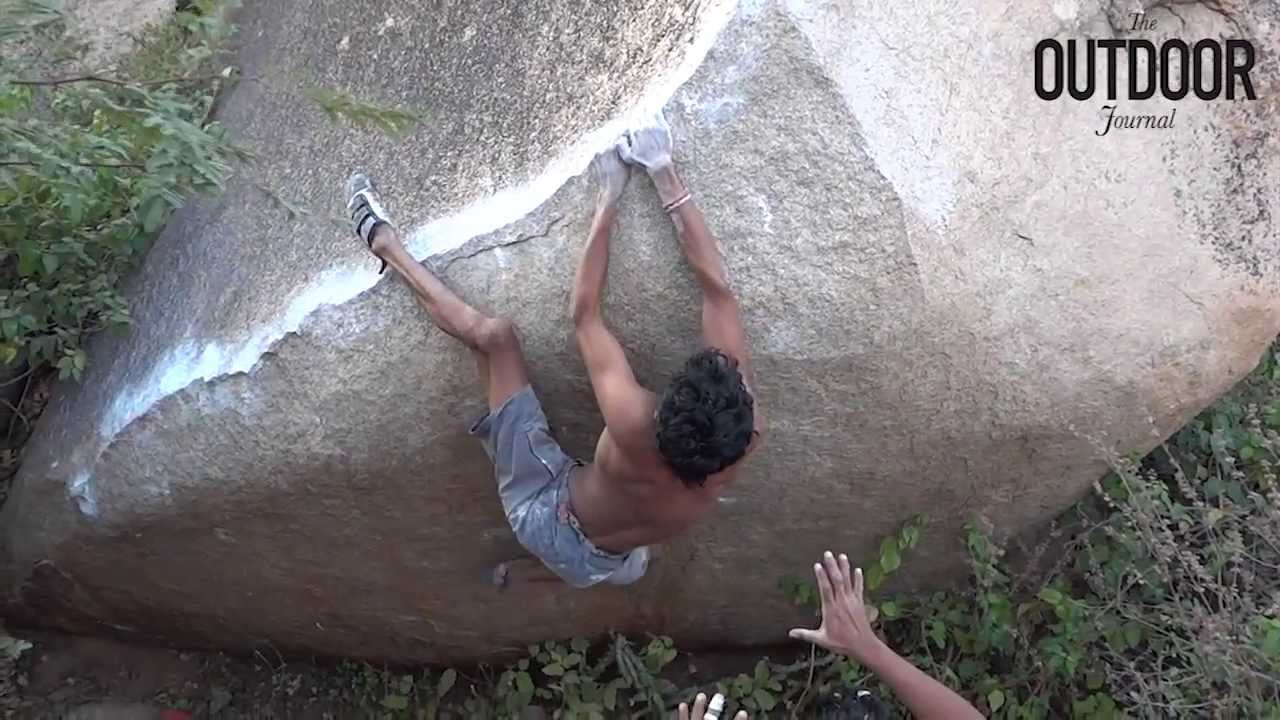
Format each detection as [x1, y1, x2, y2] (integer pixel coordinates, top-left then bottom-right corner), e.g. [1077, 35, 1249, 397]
[591, 147, 630, 209]
[617, 111, 673, 171]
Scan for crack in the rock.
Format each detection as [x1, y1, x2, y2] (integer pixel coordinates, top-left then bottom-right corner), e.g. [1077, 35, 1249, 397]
[434, 213, 568, 273]
[1178, 288, 1208, 312]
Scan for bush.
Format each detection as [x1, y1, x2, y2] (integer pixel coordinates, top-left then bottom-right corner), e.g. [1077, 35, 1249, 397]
[866, 346, 1280, 719]
[0, 0, 243, 381]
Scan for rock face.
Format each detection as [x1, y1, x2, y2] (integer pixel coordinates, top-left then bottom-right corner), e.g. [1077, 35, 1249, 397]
[3, 0, 1279, 663]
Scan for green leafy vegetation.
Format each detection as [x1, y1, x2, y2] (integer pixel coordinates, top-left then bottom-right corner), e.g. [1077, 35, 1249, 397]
[324, 636, 681, 720]
[336, 662, 458, 718]
[0, 0, 244, 382]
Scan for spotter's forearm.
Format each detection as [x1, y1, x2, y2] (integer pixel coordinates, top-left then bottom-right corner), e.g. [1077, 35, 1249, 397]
[862, 643, 984, 720]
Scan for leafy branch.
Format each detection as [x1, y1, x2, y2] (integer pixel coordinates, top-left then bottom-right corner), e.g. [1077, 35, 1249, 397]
[0, 160, 145, 169]
[303, 87, 424, 137]
[8, 70, 243, 89]
[0, 0, 243, 380]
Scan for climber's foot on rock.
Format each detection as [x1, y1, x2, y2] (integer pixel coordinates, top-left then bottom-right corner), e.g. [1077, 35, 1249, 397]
[493, 557, 564, 591]
[345, 171, 396, 273]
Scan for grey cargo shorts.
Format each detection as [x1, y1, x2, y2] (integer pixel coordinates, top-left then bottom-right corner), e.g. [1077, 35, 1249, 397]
[469, 386, 649, 588]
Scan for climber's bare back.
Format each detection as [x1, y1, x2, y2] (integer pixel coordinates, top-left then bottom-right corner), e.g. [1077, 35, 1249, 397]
[568, 403, 734, 553]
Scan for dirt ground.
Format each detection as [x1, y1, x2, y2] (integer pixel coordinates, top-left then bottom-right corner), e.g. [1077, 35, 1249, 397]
[5, 628, 374, 719]
[2, 628, 779, 719]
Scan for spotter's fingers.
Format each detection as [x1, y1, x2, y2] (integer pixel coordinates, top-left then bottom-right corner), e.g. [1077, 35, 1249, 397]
[813, 562, 836, 609]
[838, 553, 853, 595]
[822, 551, 845, 597]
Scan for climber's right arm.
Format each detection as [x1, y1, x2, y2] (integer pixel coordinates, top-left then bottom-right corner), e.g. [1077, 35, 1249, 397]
[572, 164, 656, 437]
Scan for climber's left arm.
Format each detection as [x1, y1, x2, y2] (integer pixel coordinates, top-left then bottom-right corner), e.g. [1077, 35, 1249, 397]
[649, 163, 765, 448]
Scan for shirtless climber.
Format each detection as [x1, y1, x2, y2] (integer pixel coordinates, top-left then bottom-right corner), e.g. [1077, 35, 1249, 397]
[345, 111, 762, 588]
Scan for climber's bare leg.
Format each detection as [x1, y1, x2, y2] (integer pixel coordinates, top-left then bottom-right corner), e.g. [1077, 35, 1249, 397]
[493, 556, 565, 590]
[371, 225, 529, 410]
[399, 289, 494, 392]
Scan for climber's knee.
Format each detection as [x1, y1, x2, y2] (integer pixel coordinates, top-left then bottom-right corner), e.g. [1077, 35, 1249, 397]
[473, 318, 520, 355]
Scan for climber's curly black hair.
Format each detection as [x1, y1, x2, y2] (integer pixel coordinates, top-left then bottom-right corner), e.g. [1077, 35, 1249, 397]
[655, 348, 755, 487]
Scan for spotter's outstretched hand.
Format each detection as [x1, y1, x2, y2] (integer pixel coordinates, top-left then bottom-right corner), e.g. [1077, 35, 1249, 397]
[789, 552, 985, 719]
[788, 551, 886, 665]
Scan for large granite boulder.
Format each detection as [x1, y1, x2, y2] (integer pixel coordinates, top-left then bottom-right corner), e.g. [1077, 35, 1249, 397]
[3, 0, 1278, 663]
